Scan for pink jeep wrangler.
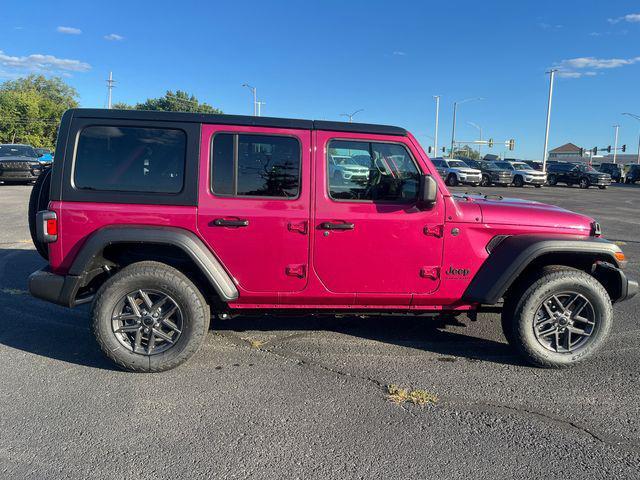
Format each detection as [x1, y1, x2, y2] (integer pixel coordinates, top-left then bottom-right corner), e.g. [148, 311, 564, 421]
[28, 109, 637, 372]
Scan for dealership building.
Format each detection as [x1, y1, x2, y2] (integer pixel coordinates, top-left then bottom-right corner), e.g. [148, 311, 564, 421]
[548, 143, 639, 165]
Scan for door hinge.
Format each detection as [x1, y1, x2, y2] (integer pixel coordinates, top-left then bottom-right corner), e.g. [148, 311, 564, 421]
[423, 225, 444, 238]
[288, 221, 308, 235]
[286, 264, 306, 278]
[420, 266, 440, 280]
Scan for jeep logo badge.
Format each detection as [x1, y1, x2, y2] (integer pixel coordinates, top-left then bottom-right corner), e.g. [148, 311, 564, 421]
[446, 266, 470, 277]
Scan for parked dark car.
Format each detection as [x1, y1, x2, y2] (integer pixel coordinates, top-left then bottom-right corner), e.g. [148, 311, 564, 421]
[523, 160, 543, 171]
[547, 162, 611, 189]
[625, 164, 640, 184]
[464, 159, 513, 186]
[598, 163, 622, 183]
[0, 144, 43, 184]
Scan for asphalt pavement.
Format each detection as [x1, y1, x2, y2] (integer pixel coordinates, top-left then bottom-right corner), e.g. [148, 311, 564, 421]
[1, 182, 639, 479]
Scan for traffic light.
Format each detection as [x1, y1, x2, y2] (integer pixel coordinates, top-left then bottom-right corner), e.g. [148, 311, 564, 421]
[442, 147, 446, 153]
[622, 144, 627, 152]
[592, 147, 598, 155]
[508, 139, 515, 151]
[428, 146, 432, 154]
[607, 146, 612, 153]
[488, 138, 494, 148]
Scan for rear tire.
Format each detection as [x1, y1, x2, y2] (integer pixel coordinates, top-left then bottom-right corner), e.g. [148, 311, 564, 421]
[28, 167, 52, 260]
[92, 261, 210, 372]
[599, 186, 607, 190]
[502, 267, 612, 368]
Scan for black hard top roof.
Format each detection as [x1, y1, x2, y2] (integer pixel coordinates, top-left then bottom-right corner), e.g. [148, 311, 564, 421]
[70, 108, 408, 136]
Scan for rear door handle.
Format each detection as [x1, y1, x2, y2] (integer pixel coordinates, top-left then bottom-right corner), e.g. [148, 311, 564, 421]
[213, 218, 249, 227]
[320, 222, 354, 230]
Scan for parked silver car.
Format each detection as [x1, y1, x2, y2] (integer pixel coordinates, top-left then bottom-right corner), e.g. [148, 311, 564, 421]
[431, 158, 482, 186]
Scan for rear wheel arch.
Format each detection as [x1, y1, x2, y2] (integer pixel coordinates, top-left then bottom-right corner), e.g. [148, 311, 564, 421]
[69, 226, 238, 306]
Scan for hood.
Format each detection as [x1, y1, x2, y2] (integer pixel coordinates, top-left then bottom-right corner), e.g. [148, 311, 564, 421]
[454, 167, 481, 174]
[340, 164, 368, 171]
[457, 194, 594, 234]
[515, 169, 546, 176]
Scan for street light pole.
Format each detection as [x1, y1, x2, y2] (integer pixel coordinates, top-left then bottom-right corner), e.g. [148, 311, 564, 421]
[242, 83, 257, 116]
[450, 97, 483, 159]
[622, 113, 640, 164]
[467, 121, 482, 159]
[106, 71, 115, 109]
[612, 124, 620, 164]
[433, 95, 440, 157]
[256, 101, 266, 117]
[340, 109, 364, 123]
[542, 69, 557, 173]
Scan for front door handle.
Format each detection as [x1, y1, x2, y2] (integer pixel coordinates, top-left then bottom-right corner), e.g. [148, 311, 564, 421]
[320, 222, 354, 230]
[213, 218, 249, 227]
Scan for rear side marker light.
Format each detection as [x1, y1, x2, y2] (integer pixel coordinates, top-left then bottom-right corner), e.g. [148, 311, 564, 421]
[36, 210, 58, 243]
[46, 218, 58, 236]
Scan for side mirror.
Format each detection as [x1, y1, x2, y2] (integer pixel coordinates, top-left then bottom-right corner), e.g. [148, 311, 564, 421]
[417, 174, 438, 209]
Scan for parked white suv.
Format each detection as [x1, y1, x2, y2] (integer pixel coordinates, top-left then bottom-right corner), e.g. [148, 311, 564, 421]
[329, 154, 370, 184]
[495, 161, 547, 188]
[431, 158, 482, 186]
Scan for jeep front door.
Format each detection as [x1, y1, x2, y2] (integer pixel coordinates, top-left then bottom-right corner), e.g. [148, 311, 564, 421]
[313, 132, 445, 302]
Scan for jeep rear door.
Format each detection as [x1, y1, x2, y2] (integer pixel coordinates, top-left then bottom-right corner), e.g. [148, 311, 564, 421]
[197, 125, 311, 294]
[312, 131, 445, 303]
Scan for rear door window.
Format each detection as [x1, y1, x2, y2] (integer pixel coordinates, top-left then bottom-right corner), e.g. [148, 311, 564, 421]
[74, 126, 186, 193]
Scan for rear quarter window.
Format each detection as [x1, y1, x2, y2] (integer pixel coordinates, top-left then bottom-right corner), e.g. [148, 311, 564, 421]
[73, 126, 186, 193]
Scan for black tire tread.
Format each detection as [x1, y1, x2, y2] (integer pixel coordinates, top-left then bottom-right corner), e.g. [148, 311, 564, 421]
[508, 267, 612, 368]
[92, 261, 210, 373]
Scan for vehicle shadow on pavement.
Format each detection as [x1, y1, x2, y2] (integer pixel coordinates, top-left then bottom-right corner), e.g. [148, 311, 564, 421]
[216, 314, 525, 367]
[0, 248, 116, 370]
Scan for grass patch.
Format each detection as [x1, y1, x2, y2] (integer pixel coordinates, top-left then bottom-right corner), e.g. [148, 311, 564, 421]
[387, 384, 438, 406]
[246, 339, 265, 349]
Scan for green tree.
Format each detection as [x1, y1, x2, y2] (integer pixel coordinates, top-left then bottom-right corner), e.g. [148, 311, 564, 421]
[0, 75, 79, 147]
[113, 90, 222, 114]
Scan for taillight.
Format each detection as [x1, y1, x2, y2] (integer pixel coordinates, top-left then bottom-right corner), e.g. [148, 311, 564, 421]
[36, 210, 58, 243]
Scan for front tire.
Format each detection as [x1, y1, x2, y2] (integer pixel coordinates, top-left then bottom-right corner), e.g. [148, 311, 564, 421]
[502, 267, 612, 368]
[92, 261, 210, 372]
[599, 186, 607, 190]
[547, 174, 557, 186]
[513, 175, 524, 187]
[480, 174, 491, 187]
[445, 174, 458, 186]
[579, 177, 590, 189]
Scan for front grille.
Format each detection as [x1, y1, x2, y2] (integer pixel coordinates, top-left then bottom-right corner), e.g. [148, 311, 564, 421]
[0, 161, 30, 169]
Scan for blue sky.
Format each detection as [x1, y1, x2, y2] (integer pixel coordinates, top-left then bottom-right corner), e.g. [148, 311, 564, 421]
[2, 0, 640, 159]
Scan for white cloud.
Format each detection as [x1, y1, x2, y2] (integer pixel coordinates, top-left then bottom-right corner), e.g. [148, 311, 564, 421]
[538, 22, 563, 30]
[104, 33, 124, 41]
[0, 49, 91, 76]
[608, 13, 640, 24]
[57, 26, 82, 35]
[392, 51, 406, 56]
[554, 55, 640, 78]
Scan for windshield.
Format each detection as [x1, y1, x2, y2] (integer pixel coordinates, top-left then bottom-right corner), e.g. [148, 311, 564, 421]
[512, 162, 533, 170]
[494, 162, 513, 170]
[331, 155, 360, 167]
[0, 145, 38, 158]
[447, 160, 468, 168]
[579, 164, 598, 173]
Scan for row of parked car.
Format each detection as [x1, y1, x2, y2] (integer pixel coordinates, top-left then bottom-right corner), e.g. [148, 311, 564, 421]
[431, 157, 640, 189]
[0, 144, 53, 184]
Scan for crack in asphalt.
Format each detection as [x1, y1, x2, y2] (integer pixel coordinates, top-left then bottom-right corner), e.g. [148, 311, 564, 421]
[214, 330, 640, 452]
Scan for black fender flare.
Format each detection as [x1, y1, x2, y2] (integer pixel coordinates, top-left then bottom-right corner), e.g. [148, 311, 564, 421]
[69, 225, 238, 302]
[462, 234, 624, 304]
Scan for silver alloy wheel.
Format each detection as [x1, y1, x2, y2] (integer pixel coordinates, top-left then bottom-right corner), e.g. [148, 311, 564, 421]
[533, 292, 597, 353]
[111, 289, 183, 355]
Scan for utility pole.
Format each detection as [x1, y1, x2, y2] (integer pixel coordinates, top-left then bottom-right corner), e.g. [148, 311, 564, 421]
[541, 69, 557, 173]
[433, 95, 440, 157]
[340, 109, 364, 123]
[622, 113, 640, 164]
[450, 97, 483, 159]
[468, 121, 482, 159]
[612, 124, 620, 164]
[106, 71, 115, 109]
[242, 84, 257, 116]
